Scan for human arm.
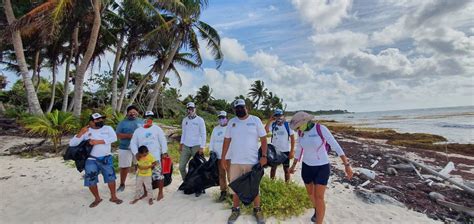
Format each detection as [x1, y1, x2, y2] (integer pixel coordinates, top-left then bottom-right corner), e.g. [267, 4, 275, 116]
[264, 117, 276, 133]
[321, 125, 352, 179]
[220, 138, 231, 169]
[179, 118, 186, 152]
[69, 126, 89, 146]
[199, 118, 206, 154]
[289, 133, 295, 159]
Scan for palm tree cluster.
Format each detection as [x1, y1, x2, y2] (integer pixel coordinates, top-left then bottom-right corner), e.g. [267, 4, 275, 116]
[0, 0, 223, 117]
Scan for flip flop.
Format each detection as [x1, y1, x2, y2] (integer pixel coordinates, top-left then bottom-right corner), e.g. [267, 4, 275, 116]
[89, 199, 103, 208]
[109, 198, 123, 205]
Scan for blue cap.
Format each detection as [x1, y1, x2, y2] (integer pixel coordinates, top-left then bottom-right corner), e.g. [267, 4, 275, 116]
[274, 109, 284, 116]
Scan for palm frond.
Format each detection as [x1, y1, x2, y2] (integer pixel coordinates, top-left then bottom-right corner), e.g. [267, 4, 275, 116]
[194, 21, 223, 68]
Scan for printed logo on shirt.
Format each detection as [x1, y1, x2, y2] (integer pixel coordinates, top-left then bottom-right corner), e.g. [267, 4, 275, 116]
[232, 123, 236, 127]
[217, 131, 223, 136]
[246, 123, 256, 126]
[308, 134, 317, 137]
[145, 132, 152, 138]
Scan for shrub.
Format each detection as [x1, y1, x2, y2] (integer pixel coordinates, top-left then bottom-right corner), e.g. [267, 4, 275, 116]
[22, 110, 79, 152]
[220, 176, 312, 219]
[167, 141, 181, 164]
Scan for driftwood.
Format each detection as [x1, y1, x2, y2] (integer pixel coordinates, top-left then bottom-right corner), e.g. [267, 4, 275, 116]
[410, 163, 424, 180]
[391, 154, 474, 195]
[436, 199, 474, 217]
[8, 140, 46, 155]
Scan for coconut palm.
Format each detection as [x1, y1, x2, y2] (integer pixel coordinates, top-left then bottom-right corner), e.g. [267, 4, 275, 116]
[248, 80, 267, 109]
[195, 84, 214, 108]
[145, 0, 223, 111]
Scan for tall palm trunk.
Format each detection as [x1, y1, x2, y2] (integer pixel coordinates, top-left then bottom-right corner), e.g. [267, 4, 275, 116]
[72, 0, 101, 117]
[4, 0, 43, 115]
[124, 65, 156, 114]
[32, 50, 40, 91]
[62, 25, 79, 112]
[116, 56, 133, 112]
[111, 33, 124, 112]
[47, 63, 57, 113]
[146, 34, 183, 111]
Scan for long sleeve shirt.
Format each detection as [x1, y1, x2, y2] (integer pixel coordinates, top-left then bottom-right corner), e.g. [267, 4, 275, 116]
[69, 126, 117, 157]
[295, 124, 345, 166]
[209, 125, 228, 159]
[130, 124, 168, 162]
[180, 116, 206, 148]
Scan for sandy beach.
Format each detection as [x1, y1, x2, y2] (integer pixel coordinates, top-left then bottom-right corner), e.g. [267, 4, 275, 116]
[0, 136, 441, 224]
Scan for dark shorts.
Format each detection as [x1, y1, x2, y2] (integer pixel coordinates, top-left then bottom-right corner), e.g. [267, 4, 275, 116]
[301, 163, 330, 185]
[271, 151, 290, 168]
[84, 156, 116, 187]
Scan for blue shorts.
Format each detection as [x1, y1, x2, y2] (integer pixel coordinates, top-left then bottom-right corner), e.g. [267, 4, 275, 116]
[301, 163, 330, 185]
[84, 156, 116, 187]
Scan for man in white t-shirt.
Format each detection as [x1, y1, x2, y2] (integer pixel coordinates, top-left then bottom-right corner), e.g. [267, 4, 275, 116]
[209, 111, 230, 201]
[69, 113, 122, 208]
[130, 111, 169, 201]
[265, 109, 295, 182]
[179, 102, 206, 189]
[221, 99, 267, 224]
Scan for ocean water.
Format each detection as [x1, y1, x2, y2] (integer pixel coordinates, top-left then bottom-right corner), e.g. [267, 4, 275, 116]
[317, 106, 474, 144]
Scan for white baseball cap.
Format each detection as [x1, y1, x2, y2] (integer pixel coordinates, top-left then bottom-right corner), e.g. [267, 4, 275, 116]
[90, 113, 105, 120]
[144, 111, 154, 117]
[218, 111, 227, 117]
[186, 102, 196, 108]
[234, 99, 245, 107]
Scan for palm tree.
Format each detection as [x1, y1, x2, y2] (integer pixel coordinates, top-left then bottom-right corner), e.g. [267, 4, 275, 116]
[3, 0, 43, 115]
[248, 80, 267, 109]
[195, 84, 214, 109]
[146, 0, 223, 111]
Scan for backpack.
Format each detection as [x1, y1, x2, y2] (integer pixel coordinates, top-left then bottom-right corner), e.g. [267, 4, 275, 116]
[297, 123, 331, 160]
[271, 121, 291, 141]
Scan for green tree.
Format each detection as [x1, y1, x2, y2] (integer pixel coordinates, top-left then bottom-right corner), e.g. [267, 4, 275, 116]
[248, 80, 267, 110]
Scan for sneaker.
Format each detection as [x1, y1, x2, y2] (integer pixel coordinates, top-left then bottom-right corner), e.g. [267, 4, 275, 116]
[227, 207, 240, 224]
[254, 207, 265, 224]
[311, 212, 316, 222]
[117, 184, 125, 192]
[218, 191, 227, 202]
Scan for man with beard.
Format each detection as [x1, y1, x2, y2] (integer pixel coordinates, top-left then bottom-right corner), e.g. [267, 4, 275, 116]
[69, 113, 122, 208]
[116, 105, 143, 192]
[264, 109, 295, 182]
[221, 99, 268, 224]
[179, 102, 206, 196]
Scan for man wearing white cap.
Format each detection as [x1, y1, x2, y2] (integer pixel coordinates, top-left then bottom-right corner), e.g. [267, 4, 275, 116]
[130, 111, 169, 201]
[69, 113, 122, 208]
[179, 102, 206, 185]
[209, 111, 231, 201]
[221, 99, 268, 224]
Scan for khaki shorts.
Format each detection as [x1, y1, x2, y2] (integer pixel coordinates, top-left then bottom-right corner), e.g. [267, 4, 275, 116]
[229, 164, 254, 182]
[118, 149, 136, 168]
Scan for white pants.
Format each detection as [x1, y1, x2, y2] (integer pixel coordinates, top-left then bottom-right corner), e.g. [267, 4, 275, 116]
[134, 176, 152, 200]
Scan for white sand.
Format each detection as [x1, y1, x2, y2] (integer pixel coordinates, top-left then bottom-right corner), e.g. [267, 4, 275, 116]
[0, 154, 440, 224]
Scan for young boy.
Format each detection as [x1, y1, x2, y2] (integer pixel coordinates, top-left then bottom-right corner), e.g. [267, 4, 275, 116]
[130, 146, 156, 205]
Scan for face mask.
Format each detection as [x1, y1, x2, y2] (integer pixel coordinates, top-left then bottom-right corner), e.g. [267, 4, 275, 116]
[95, 121, 105, 128]
[144, 119, 153, 128]
[128, 115, 136, 120]
[235, 108, 247, 118]
[276, 117, 284, 125]
[298, 122, 308, 132]
[187, 108, 196, 118]
[218, 118, 228, 126]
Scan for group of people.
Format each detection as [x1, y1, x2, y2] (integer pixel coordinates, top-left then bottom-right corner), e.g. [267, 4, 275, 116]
[69, 99, 353, 224]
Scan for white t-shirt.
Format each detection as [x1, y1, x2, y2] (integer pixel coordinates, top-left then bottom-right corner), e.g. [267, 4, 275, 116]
[209, 125, 229, 160]
[180, 116, 206, 148]
[269, 122, 294, 152]
[130, 124, 168, 162]
[69, 126, 117, 158]
[295, 124, 345, 166]
[225, 115, 267, 165]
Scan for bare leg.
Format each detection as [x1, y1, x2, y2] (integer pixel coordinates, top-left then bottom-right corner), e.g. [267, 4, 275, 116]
[157, 180, 164, 201]
[119, 167, 129, 186]
[305, 184, 317, 216]
[270, 166, 277, 179]
[314, 185, 326, 224]
[253, 195, 261, 208]
[107, 181, 123, 204]
[218, 159, 227, 191]
[283, 166, 290, 182]
[232, 193, 240, 208]
[88, 185, 102, 208]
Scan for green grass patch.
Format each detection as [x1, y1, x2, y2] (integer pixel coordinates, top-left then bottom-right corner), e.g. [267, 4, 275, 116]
[219, 176, 312, 219]
[168, 141, 181, 164]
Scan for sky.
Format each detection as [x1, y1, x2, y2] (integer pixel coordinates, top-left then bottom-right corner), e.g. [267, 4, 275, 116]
[3, 0, 474, 112]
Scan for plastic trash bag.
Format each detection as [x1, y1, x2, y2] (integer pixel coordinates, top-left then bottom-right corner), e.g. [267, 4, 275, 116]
[63, 140, 92, 172]
[229, 164, 264, 205]
[178, 153, 207, 194]
[259, 144, 288, 167]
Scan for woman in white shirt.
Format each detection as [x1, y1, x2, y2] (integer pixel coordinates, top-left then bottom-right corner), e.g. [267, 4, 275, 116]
[289, 111, 353, 224]
[209, 111, 230, 201]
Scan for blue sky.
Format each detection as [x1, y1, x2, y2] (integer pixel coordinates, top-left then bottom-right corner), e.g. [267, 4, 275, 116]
[3, 0, 474, 112]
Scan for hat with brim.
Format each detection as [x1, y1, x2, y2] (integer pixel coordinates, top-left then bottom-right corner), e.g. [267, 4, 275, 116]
[233, 99, 245, 108]
[144, 111, 154, 118]
[218, 111, 227, 117]
[90, 113, 106, 121]
[186, 102, 196, 108]
[289, 111, 314, 130]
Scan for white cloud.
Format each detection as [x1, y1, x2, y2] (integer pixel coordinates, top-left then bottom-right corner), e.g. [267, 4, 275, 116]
[220, 38, 249, 63]
[291, 0, 352, 31]
[311, 31, 368, 58]
[203, 68, 254, 101]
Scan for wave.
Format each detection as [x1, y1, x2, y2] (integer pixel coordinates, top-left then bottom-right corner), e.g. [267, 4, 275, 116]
[437, 122, 474, 129]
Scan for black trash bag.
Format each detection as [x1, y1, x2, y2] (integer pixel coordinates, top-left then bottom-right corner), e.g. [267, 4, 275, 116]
[178, 153, 206, 194]
[152, 161, 174, 189]
[259, 144, 288, 167]
[63, 140, 92, 172]
[229, 164, 264, 205]
[198, 151, 219, 190]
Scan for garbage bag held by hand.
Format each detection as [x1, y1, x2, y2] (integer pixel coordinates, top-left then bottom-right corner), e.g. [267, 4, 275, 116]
[63, 140, 92, 172]
[259, 144, 288, 167]
[229, 164, 264, 205]
[199, 151, 220, 189]
[153, 161, 174, 189]
[178, 153, 206, 194]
